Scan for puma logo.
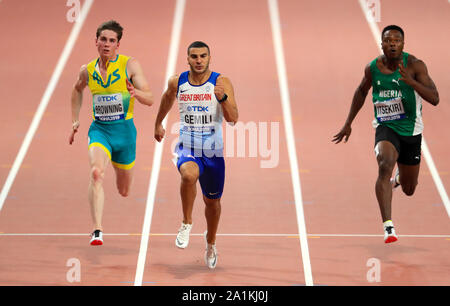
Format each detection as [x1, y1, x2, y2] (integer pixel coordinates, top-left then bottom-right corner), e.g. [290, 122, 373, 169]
[392, 79, 400, 86]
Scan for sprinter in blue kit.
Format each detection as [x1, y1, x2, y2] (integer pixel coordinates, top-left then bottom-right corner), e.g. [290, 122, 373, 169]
[154, 41, 238, 269]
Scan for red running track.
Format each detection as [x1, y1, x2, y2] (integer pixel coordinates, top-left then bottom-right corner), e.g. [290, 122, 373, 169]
[0, 0, 448, 286]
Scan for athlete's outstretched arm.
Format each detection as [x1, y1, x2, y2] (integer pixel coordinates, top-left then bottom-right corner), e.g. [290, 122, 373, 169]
[398, 59, 439, 106]
[332, 63, 372, 144]
[69, 65, 88, 145]
[154, 75, 179, 142]
[215, 76, 238, 125]
[126, 58, 154, 106]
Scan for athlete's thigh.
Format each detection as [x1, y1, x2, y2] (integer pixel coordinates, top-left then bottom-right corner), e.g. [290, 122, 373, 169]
[199, 156, 225, 199]
[176, 143, 203, 180]
[110, 120, 137, 170]
[397, 133, 422, 165]
[396, 133, 421, 188]
[375, 140, 399, 166]
[88, 123, 112, 170]
[397, 162, 420, 186]
[113, 165, 134, 190]
[89, 144, 111, 171]
[374, 125, 400, 164]
[179, 160, 201, 182]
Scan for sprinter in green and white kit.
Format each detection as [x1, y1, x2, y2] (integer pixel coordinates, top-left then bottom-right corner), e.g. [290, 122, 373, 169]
[370, 51, 424, 136]
[333, 25, 439, 244]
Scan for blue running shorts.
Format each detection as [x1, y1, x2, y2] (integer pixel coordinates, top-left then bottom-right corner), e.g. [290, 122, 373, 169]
[175, 143, 225, 199]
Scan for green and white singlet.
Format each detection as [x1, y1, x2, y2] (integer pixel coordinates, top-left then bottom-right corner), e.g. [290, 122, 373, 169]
[370, 52, 423, 136]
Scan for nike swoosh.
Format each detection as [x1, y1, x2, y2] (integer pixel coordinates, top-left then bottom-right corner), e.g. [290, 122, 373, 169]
[209, 192, 219, 196]
[180, 89, 188, 93]
[206, 251, 217, 268]
[176, 237, 188, 248]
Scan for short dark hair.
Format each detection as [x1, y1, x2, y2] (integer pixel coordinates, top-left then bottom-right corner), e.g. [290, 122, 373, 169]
[96, 20, 123, 41]
[187, 41, 210, 55]
[381, 25, 404, 39]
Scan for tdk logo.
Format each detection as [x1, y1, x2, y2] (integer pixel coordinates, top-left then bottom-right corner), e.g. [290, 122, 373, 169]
[98, 95, 118, 102]
[187, 105, 209, 112]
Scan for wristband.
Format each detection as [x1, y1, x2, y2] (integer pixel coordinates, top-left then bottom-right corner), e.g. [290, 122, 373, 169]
[218, 93, 228, 103]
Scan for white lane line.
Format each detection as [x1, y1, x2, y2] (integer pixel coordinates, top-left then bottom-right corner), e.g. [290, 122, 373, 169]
[421, 139, 450, 217]
[358, 0, 450, 218]
[267, 0, 313, 286]
[0, 0, 94, 211]
[133, 0, 186, 287]
[1, 233, 449, 238]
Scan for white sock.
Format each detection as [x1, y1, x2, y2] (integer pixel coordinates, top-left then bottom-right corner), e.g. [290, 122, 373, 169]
[383, 220, 394, 228]
[395, 174, 400, 184]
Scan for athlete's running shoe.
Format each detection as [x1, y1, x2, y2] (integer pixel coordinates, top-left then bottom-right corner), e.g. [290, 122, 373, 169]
[390, 169, 400, 189]
[175, 223, 192, 249]
[204, 231, 218, 269]
[90, 229, 103, 246]
[383, 221, 398, 243]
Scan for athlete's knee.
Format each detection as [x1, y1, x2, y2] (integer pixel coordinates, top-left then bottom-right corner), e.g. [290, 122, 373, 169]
[377, 156, 396, 177]
[181, 171, 198, 185]
[116, 173, 132, 197]
[113, 167, 133, 198]
[204, 196, 221, 208]
[118, 185, 130, 197]
[90, 166, 104, 185]
[401, 182, 417, 196]
[119, 190, 129, 197]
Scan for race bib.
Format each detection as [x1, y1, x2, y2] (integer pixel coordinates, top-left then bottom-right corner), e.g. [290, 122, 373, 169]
[182, 103, 215, 134]
[93, 93, 124, 122]
[375, 97, 406, 122]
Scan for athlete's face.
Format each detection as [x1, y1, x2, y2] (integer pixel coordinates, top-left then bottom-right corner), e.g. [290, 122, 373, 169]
[96, 30, 120, 59]
[381, 30, 404, 60]
[187, 47, 210, 74]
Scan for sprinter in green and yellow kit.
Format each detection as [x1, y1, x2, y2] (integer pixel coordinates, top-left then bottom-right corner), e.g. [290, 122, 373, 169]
[333, 25, 439, 244]
[69, 20, 154, 246]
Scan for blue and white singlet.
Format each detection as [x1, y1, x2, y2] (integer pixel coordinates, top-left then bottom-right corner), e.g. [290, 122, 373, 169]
[177, 71, 223, 156]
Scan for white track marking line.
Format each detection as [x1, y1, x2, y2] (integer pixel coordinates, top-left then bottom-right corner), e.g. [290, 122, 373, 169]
[0, 0, 94, 211]
[268, 0, 313, 286]
[1, 233, 449, 238]
[358, 0, 450, 218]
[421, 139, 450, 217]
[133, 0, 186, 287]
